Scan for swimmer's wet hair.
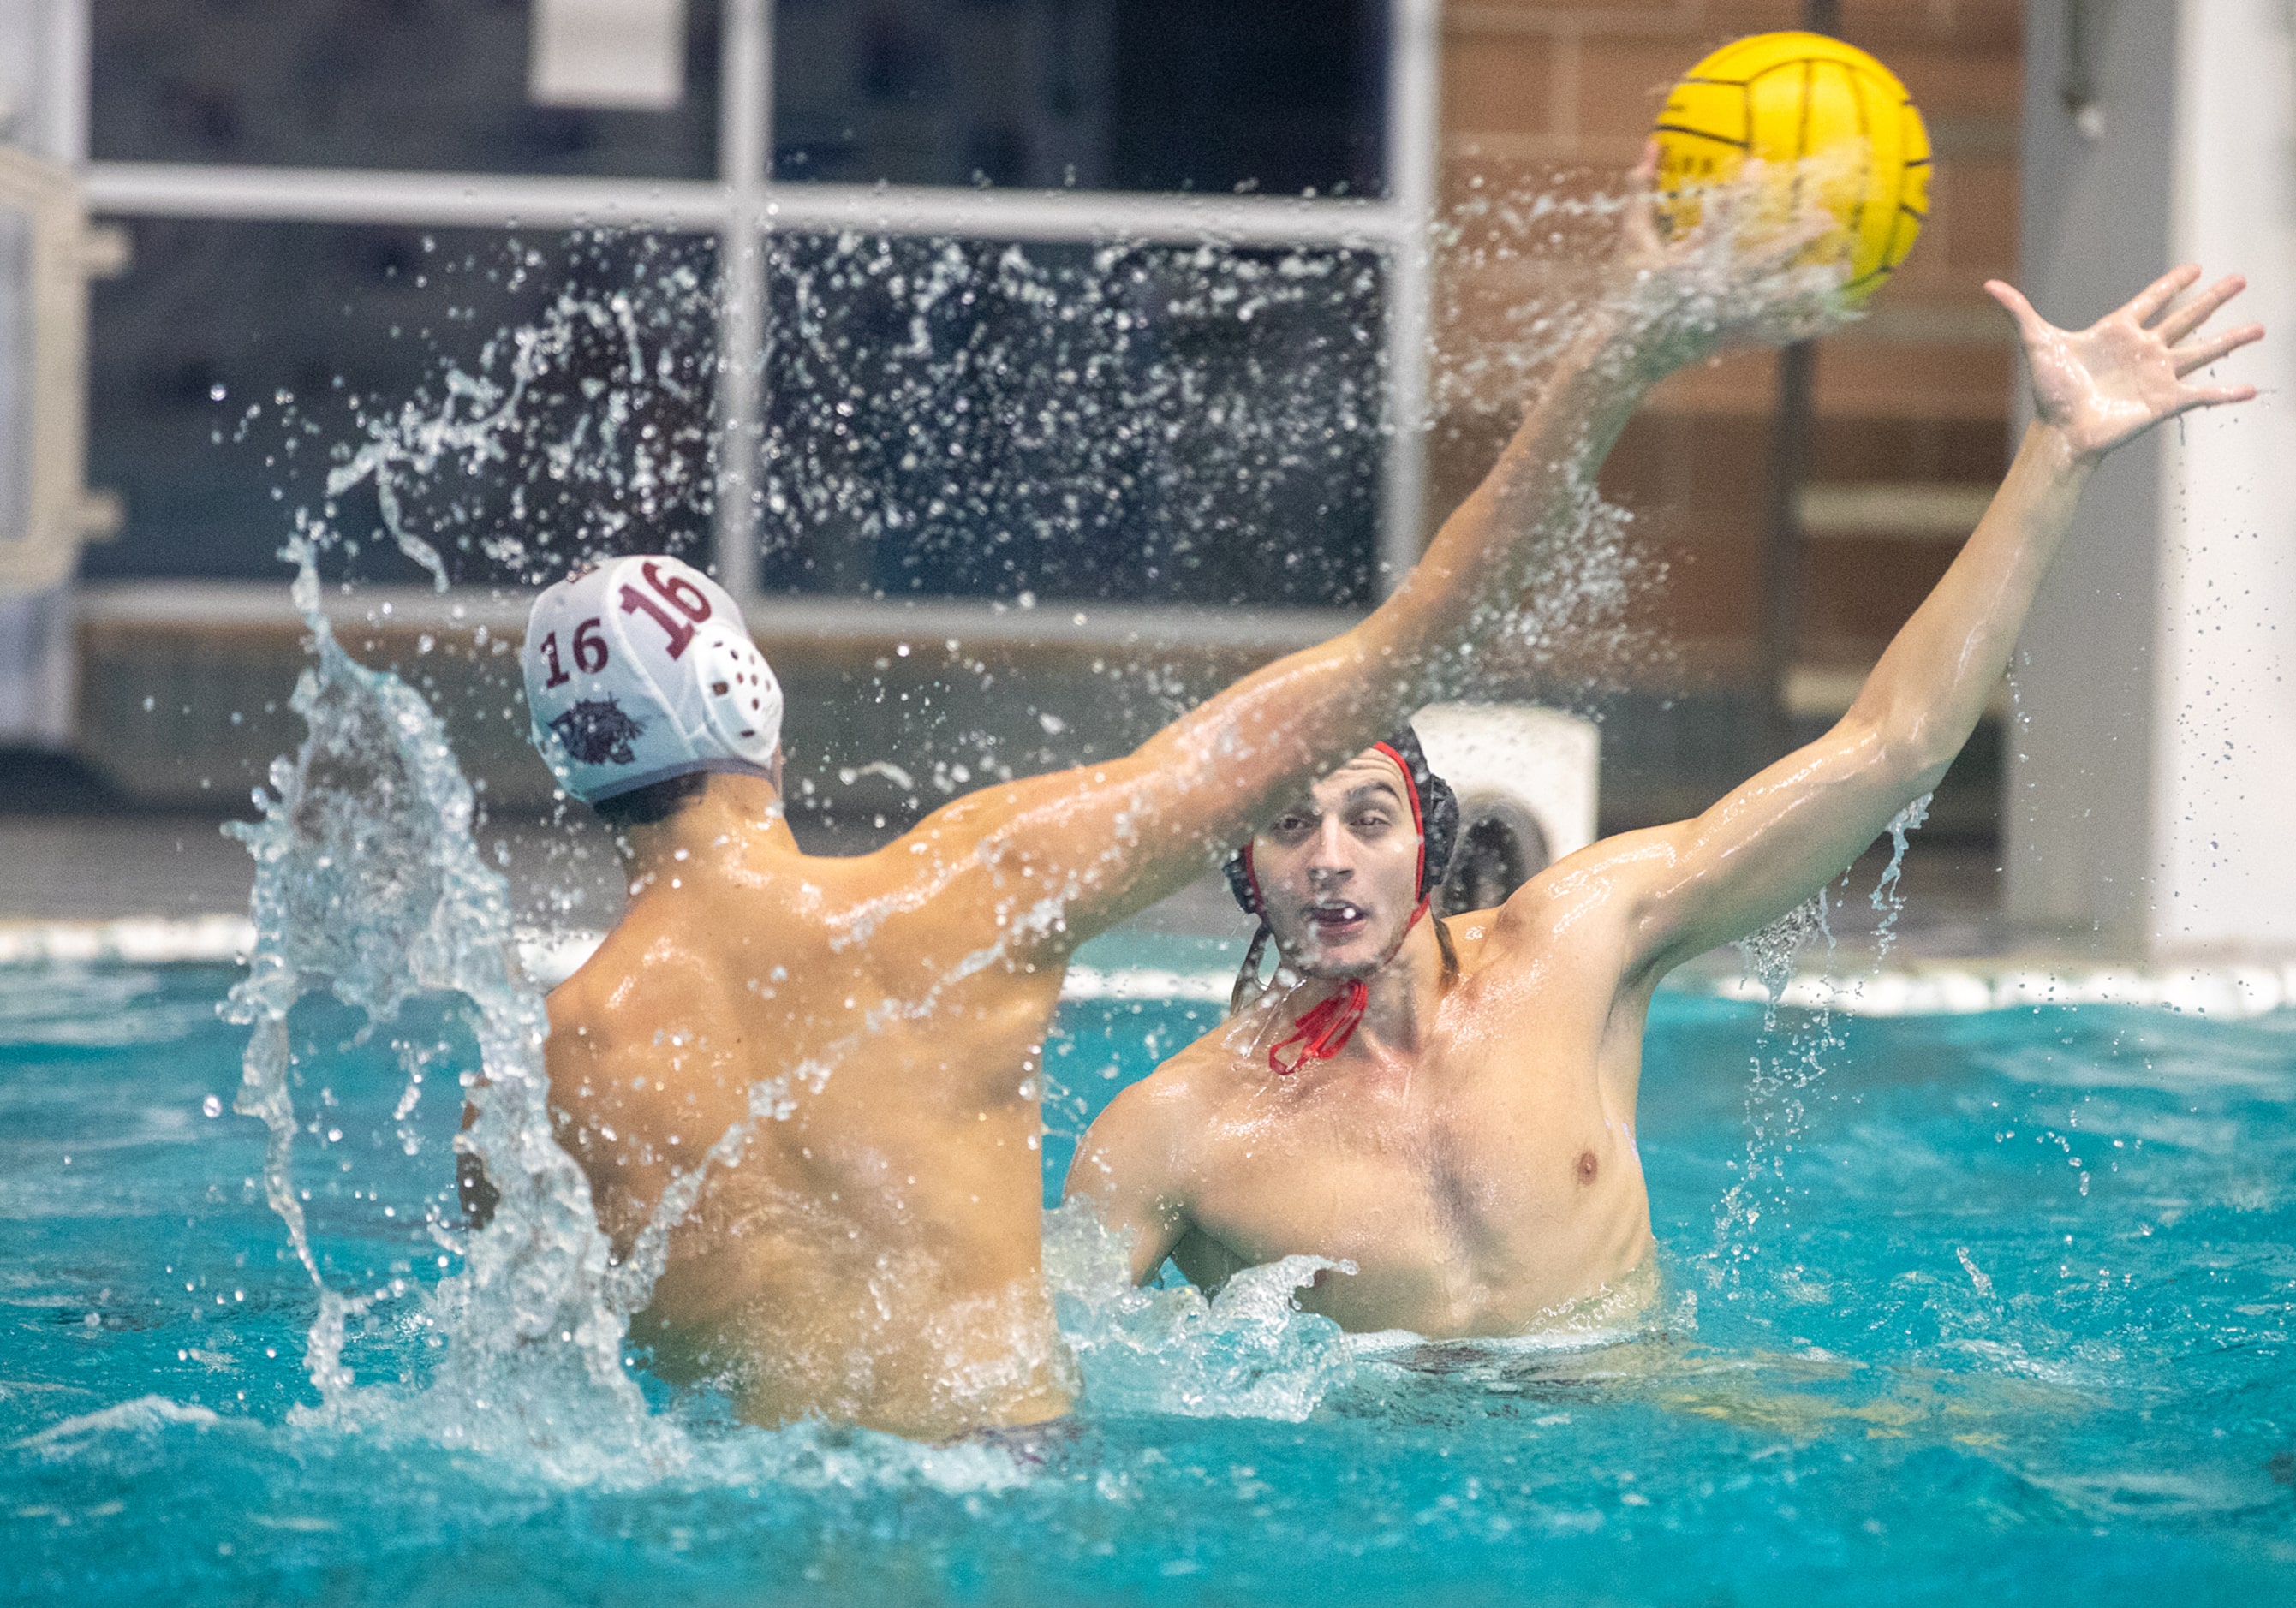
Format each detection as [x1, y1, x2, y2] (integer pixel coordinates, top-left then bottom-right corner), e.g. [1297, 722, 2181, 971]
[592, 771, 710, 830]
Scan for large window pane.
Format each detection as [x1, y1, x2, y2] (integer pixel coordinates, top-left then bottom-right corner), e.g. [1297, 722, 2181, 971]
[85, 219, 719, 585]
[772, 0, 1387, 195]
[757, 235, 1384, 608]
[92, 1, 719, 179]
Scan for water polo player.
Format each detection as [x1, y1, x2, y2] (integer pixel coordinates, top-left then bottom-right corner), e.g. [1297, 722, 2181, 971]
[1068, 265, 2263, 1337]
[483, 174, 1879, 1439]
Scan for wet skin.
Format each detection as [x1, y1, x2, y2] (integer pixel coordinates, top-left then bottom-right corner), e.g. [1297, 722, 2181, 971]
[522, 189, 1839, 1438]
[1070, 265, 2264, 1337]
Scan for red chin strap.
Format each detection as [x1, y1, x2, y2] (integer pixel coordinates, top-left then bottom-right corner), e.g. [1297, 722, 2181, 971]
[1267, 895, 1430, 1075]
[1258, 741, 1437, 1077]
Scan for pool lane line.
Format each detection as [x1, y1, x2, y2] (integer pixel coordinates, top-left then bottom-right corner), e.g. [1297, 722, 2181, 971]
[6, 916, 2296, 1020]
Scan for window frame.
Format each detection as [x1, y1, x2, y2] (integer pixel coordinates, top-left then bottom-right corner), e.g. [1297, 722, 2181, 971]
[75, 0, 1440, 642]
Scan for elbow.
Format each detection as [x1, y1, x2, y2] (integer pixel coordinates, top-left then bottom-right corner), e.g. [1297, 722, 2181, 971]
[1858, 711, 1957, 795]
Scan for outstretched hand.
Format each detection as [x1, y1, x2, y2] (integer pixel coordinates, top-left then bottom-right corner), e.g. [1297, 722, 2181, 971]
[1989, 266, 2263, 462]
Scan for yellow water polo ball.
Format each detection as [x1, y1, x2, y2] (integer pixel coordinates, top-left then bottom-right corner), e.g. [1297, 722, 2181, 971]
[1651, 31, 1930, 303]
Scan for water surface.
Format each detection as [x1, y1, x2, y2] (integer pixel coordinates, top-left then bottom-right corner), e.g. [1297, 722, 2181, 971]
[3, 956, 2291, 1605]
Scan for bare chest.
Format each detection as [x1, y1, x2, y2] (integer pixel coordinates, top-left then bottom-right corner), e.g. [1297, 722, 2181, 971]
[1183, 1047, 1649, 1331]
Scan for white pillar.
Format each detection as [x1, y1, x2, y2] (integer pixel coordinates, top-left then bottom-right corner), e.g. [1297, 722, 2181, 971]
[1377, 0, 1440, 594]
[2008, 0, 2296, 958]
[0, 0, 85, 748]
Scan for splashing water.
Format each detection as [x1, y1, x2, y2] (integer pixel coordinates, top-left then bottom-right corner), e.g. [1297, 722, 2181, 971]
[1709, 888, 1844, 1288]
[214, 235, 741, 1479]
[1709, 791, 1935, 1289]
[1734, 888, 1838, 1027]
[1869, 792, 1933, 958]
[216, 231, 1391, 1470]
[220, 514, 1046, 1487]
[760, 237, 1383, 608]
[224, 232, 719, 594]
[1427, 160, 1854, 697]
[220, 559, 679, 1472]
[1042, 1200, 1357, 1423]
[214, 170, 1868, 1467]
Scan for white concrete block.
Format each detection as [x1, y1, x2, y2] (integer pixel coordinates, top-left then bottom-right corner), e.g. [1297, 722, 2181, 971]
[529, 0, 687, 110]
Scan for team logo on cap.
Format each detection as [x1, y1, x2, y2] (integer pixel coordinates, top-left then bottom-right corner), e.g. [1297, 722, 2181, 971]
[548, 698, 646, 766]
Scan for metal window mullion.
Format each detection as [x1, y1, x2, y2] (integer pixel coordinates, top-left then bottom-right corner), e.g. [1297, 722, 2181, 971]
[757, 182, 1415, 249]
[81, 162, 736, 229]
[81, 163, 1422, 247]
[1376, 0, 1440, 599]
[713, 0, 769, 600]
[74, 577, 1358, 651]
[51, 0, 92, 164]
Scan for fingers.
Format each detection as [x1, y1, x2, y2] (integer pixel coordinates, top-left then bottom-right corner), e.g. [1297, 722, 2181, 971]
[1619, 140, 1666, 255]
[2170, 320, 2265, 377]
[2155, 273, 2247, 342]
[2125, 263, 2204, 326]
[1622, 194, 1663, 258]
[2173, 380, 2260, 411]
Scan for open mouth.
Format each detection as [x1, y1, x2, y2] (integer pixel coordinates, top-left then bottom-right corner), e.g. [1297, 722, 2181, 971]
[1304, 902, 1369, 937]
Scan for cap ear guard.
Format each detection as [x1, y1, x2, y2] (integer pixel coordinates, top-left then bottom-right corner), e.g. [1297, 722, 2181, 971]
[1224, 843, 1261, 915]
[1397, 742, 1460, 896]
[693, 628, 784, 765]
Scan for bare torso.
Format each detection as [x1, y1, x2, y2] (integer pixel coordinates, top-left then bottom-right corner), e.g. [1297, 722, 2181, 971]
[1078, 261, 2262, 1344]
[1085, 897, 1665, 1336]
[545, 799, 1076, 1439]
[489, 207, 1929, 1429]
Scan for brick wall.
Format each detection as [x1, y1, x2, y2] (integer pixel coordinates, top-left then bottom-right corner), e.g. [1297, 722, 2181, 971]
[1429, 0, 2025, 694]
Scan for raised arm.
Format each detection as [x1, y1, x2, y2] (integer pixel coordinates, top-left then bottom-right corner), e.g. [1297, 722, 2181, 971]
[916, 169, 1843, 946]
[1065, 1075, 1197, 1283]
[1589, 265, 2260, 982]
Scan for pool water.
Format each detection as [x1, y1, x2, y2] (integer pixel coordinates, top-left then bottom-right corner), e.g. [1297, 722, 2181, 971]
[3, 951, 2292, 1605]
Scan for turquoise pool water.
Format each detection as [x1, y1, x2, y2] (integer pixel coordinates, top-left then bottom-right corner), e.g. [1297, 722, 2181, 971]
[3, 952, 2292, 1605]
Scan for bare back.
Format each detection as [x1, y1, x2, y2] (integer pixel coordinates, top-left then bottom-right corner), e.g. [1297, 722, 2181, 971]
[546, 801, 1075, 1439]
[486, 202, 1907, 1430]
[525, 300, 1698, 1431]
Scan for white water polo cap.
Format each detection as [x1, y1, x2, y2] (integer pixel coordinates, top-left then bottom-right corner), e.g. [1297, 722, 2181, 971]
[521, 555, 783, 803]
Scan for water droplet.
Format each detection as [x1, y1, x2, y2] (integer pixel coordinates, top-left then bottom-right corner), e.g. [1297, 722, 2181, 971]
[201, 1094, 223, 1118]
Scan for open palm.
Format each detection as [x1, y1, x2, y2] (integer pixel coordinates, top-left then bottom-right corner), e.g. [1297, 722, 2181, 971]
[1989, 266, 2263, 461]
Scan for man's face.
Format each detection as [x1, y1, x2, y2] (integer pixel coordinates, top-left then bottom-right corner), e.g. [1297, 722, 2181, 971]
[1250, 748, 1422, 980]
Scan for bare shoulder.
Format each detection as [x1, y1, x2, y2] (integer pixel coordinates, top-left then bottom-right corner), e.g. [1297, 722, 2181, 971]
[545, 944, 618, 1039]
[1070, 1015, 1252, 1218]
[1426, 827, 1692, 996]
[1096, 1030, 1226, 1136]
[554, 914, 704, 1013]
[542, 939, 647, 1073]
[827, 795, 1070, 945]
[1087, 1006, 1267, 1152]
[542, 907, 737, 1075]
